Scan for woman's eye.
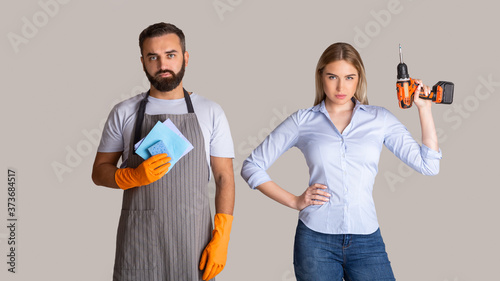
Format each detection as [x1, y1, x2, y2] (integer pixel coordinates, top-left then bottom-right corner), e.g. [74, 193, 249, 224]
[328, 76, 337, 80]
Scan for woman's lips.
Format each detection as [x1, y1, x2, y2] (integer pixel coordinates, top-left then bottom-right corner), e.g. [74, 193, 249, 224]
[335, 94, 347, 99]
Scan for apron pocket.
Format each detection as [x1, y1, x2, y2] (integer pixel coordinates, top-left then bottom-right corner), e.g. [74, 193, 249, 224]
[114, 210, 159, 271]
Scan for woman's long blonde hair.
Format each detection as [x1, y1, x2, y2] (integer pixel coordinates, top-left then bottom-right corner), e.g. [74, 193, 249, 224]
[314, 42, 368, 106]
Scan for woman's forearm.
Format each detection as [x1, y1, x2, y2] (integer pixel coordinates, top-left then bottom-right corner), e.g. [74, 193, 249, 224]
[256, 181, 299, 210]
[418, 106, 439, 152]
[413, 80, 439, 152]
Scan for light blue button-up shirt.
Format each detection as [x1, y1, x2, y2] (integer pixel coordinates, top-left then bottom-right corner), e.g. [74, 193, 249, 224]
[241, 99, 442, 234]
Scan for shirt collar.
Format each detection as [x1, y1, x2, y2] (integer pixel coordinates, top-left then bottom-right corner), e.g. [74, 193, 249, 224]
[311, 97, 366, 113]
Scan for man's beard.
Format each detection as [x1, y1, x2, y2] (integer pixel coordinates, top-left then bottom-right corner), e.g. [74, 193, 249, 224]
[144, 60, 185, 92]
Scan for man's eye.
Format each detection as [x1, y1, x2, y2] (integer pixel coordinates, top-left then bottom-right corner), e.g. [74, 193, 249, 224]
[150, 56, 157, 61]
[167, 54, 175, 58]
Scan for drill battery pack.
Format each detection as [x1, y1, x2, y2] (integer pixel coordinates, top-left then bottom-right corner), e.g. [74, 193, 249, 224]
[429, 81, 454, 104]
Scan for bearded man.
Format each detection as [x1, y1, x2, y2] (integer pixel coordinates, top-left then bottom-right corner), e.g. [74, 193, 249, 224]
[92, 22, 235, 281]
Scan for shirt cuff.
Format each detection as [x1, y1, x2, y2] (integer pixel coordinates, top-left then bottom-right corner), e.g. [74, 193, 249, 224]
[210, 153, 235, 159]
[421, 144, 442, 159]
[246, 172, 272, 190]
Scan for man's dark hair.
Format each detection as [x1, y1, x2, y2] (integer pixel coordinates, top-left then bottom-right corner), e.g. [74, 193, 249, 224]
[139, 22, 186, 56]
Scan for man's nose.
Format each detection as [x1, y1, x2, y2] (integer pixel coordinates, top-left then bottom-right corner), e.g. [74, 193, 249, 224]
[158, 57, 170, 70]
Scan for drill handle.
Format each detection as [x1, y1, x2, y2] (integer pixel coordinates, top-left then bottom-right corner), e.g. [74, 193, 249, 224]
[414, 79, 454, 104]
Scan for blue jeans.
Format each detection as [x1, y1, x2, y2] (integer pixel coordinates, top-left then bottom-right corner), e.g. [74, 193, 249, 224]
[293, 220, 395, 281]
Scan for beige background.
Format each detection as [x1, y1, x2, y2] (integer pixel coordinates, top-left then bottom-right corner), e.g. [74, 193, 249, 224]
[1, 0, 499, 280]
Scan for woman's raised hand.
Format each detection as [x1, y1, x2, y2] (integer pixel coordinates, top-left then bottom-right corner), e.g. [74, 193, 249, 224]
[412, 78, 433, 110]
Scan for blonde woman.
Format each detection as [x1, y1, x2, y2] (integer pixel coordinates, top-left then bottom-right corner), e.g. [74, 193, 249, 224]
[241, 42, 441, 281]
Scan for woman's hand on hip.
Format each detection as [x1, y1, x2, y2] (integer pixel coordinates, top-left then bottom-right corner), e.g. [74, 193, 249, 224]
[295, 184, 331, 211]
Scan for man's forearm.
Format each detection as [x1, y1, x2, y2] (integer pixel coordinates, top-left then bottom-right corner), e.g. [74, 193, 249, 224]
[209, 156, 235, 215]
[92, 151, 123, 189]
[214, 172, 235, 215]
[92, 163, 120, 189]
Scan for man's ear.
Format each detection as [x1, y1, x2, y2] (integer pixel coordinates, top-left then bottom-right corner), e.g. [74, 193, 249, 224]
[184, 51, 189, 67]
[140, 56, 144, 66]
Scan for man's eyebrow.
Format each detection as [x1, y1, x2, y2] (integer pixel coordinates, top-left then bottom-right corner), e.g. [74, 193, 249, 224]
[146, 50, 178, 57]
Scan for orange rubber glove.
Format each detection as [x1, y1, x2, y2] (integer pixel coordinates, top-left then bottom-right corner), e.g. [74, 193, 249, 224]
[114, 153, 171, 190]
[199, 213, 233, 280]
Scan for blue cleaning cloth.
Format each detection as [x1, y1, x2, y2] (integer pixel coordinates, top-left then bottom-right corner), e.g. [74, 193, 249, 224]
[135, 121, 191, 169]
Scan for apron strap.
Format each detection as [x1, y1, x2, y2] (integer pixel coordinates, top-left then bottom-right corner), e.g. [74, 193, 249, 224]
[134, 90, 150, 145]
[184, 88, 194, 113]
[133, 88, 194, 145]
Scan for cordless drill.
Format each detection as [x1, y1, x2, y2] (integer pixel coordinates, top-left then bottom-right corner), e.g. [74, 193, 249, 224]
[396, 44, 454, 109]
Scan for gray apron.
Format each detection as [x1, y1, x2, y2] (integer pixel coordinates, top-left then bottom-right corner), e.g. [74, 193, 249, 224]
[113, 89, 213, 281]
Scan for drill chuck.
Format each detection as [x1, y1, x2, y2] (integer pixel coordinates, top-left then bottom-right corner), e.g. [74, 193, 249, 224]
[397, 62, 409, 80]
[397, 44, 409, 80]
